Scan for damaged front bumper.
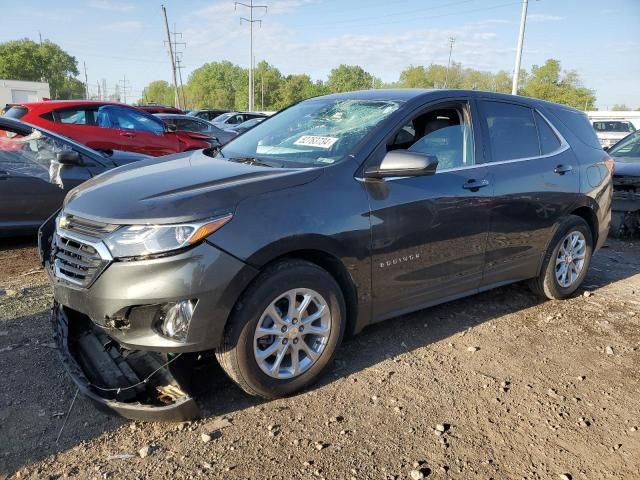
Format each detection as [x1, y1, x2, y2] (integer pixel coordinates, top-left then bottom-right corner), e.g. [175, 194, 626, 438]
[52, 302, 200, 421]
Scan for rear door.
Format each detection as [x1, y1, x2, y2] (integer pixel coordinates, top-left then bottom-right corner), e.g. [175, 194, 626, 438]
[99, 106, 179, 156]
[477, 99, 580, 287]
[366, 99, 493, 321]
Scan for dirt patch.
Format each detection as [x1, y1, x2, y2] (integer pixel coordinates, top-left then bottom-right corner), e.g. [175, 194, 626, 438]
[1, 241, 639, 479]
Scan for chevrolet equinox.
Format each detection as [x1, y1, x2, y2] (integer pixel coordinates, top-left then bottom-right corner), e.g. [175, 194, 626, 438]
[39, 89, 613, 420]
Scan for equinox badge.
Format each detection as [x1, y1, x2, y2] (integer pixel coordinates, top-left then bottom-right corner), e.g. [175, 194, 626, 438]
[379, 253, 421, 268]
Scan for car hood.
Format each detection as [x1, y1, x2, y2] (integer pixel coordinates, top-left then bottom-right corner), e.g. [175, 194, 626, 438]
[63, 150, 322, 224]
[613, 157, 640, 177]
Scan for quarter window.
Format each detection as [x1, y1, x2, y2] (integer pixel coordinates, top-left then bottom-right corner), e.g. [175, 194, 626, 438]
[481, 101, 540, 162]
[535, 112, 561, 155]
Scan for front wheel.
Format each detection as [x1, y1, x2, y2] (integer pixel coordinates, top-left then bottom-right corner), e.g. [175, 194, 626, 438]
[216, 259, 345, 399]
[528, 215, 593, 300]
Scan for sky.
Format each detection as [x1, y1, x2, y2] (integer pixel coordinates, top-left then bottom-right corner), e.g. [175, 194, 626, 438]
[2, 0, 639, 109]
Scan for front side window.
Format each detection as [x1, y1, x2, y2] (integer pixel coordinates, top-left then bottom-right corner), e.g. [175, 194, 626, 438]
[481, 101, 540, 162]
[220, 98, 401, 167]
[387, 105, 474, 171]
[97, 106, 164, 134]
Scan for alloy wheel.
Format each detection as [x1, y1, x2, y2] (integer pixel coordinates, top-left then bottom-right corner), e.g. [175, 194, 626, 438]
[555, 230, 587, 288]
[253, 288, 332, 379]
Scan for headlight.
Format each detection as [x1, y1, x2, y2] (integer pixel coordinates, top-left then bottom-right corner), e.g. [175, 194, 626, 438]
[104, 214, 232, 259]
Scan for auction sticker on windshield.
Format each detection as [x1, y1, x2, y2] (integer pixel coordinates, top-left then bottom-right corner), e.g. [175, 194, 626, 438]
[293, 135, 339, 149]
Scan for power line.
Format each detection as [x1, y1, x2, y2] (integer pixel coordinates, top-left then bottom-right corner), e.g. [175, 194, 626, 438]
[235, 0, 267, 112]
[294, 1, 520, 29]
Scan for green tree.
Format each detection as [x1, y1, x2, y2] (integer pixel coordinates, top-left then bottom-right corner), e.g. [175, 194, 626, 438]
[0, 39, 82, 99]
[326, 64, 376, 93]
[58, 77, 86, 99]
[185, 61, 246, 110]
[521, 59, 596, 109]
[253, 61, 283, 111]
[141, 80, 175, 106]
[276, 74, 324, 109]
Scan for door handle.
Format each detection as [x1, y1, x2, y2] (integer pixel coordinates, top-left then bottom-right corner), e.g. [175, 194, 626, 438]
[0, 170, 9, 180]
[119, 132, 135, 137]
[554, 164, 573, 175]
[462, 179, 490, 191]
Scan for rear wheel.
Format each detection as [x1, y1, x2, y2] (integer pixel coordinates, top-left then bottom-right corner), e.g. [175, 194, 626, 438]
[528, 215, 593, 300]
[216, 259, 345, 399]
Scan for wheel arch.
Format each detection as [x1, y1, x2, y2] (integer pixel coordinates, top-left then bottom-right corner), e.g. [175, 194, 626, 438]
[570, 205, 598, 246]
[258, 249, 359, 338]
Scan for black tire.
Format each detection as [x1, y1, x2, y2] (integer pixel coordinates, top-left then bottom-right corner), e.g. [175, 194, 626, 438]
[528, 215, 593, 300]
[215, 259, 346, 399]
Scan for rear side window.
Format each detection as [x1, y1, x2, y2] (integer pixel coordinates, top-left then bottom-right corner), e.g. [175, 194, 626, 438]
[549, 107, 602, 149]
[56, 109, 96, 125]
[480, 101, 540, 162]
[3, 106, 28, 119]
[535, 112, 561, 154]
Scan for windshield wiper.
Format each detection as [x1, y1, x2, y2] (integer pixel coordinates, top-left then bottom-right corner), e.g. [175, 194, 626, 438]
[228, 157, 282, 168]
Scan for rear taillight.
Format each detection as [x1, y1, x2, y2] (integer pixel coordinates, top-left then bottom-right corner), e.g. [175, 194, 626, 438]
[604, 156, 615, 176]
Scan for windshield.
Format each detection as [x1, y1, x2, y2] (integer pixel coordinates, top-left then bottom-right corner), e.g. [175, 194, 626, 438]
[3, 106, 28, 119]
[609, 130, 640, 161]
[212, 112, 235, 123]
[593, 121, 636, 133]
[219, 98, 401, 167]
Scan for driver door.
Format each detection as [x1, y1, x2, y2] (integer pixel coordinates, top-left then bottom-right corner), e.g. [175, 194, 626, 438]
[365, 99, 494, 321]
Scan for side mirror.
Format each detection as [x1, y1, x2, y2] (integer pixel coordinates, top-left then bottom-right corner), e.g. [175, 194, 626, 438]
[56, 150, 82, 165]
[603, 146, 610, 152]
[364, 150, 438, 179]
[165, 123, 177, 133]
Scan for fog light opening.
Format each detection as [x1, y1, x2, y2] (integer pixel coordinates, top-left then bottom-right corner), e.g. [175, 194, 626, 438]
[159, 299, 197, 342]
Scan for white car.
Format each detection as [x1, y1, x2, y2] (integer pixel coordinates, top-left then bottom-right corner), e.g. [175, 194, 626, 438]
[592, 120, 636, 148]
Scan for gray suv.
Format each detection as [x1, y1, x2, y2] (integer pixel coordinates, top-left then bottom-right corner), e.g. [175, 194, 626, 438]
[39, 89, 612, 421]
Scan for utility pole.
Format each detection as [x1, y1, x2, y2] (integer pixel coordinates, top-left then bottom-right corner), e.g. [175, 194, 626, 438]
[96, 81, 101, 100]
[511, 0, 529, 95]
[176, 57, 187, 109]
[170, 23, 187, 109]
[162, 4, 182, 109]
[83, 62, 89, 99]
[444, 37, 455, 88]
[235, 0, 267, 112]
[261, 74, 264, 111]
[119, 75, 130, 103]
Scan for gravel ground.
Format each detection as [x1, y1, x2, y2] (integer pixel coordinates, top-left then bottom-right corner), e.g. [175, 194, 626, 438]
[0, 238, 639, 479]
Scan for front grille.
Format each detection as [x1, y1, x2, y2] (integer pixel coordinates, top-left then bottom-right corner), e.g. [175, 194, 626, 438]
[54, 234, 108, 287]
[61, 214, 118, 238]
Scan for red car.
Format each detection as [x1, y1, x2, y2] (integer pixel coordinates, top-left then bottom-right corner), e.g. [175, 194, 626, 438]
[3, 101, 210, 156]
